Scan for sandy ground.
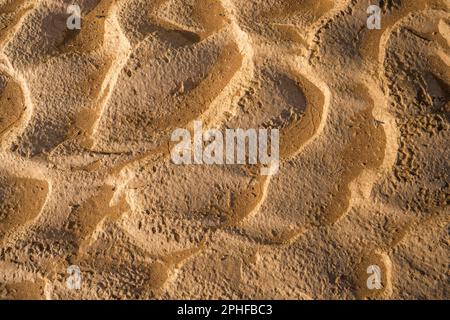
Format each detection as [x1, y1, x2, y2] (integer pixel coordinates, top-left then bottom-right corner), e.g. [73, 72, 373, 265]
[0, 0, 448, 299]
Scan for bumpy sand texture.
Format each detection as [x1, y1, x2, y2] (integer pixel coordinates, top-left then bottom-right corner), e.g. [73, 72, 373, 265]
[0, 0, 448, 299]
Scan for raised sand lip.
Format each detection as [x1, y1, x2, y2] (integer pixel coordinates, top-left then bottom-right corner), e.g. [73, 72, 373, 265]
[0, 0, 448, 299]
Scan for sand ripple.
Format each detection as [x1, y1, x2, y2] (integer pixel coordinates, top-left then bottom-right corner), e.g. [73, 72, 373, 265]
[0, 0, 448, 299]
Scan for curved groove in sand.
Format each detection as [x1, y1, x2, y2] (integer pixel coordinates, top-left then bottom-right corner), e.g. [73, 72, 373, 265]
[0, 0, 447, 298]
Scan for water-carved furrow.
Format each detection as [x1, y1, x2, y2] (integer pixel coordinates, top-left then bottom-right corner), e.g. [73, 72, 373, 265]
[5, 1, 126, 157]
[224, 67, 326, 226]
[0, 0, 33, 48]
[67, 222, 204, 297]
[324, 84, 386, 224]
[66, 185, 129, 261]
[57, 0, 116, 54]
[358, 0, 447, 62]
[261, 0, 334, 24]
[0, 174, 48, 240]
[0, 72, 25, 139]
[0, 0, 446, 299]
[149, 0, 227, 44]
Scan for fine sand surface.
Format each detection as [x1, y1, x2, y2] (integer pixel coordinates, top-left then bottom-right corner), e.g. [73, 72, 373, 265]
[0, 0, 448, 299]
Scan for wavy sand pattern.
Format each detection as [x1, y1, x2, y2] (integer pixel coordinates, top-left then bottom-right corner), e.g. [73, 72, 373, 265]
[0, 0, 448, 299]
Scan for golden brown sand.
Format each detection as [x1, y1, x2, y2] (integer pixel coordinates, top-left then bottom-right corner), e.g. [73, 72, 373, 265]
[0, 0, 448, 299]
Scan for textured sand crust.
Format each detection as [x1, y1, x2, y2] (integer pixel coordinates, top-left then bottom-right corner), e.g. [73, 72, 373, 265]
[0, 0, 448, 299]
